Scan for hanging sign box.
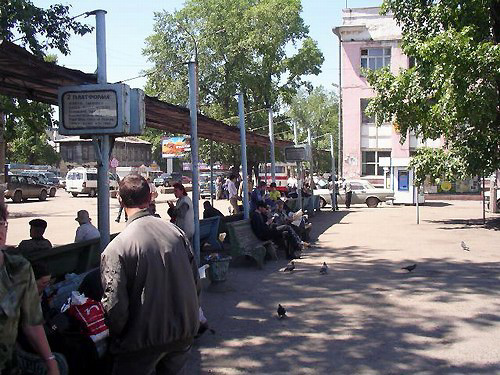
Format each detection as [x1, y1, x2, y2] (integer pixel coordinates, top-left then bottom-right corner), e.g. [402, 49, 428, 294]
[284, 144, 312, 162]
[58, 83, 131, 135]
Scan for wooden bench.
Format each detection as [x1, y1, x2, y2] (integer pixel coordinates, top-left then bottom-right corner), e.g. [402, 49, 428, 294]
[226, 219, 276, 268]
[20, 233, 119, 280]
[199, 216, 222, 250]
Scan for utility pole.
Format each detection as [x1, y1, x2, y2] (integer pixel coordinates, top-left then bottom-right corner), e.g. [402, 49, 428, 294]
[0, 112, 5, 205]
[294, 122, 302, 211]
[307, 128, 314, 189]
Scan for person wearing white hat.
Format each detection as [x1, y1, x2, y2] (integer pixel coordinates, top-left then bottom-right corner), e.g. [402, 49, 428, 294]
[74, 210, 100, 243]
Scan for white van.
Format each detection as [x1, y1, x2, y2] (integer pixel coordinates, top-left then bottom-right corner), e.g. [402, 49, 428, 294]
[65, 167, 118, 197]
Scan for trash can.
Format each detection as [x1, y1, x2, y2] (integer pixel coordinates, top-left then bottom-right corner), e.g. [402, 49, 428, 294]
[207, 256, 231, 282]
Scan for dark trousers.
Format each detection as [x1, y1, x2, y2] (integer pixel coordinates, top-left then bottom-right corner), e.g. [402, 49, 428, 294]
[112, 345, 191, 375]
[345, 191, 353, 208]
[116, 206, 128, 222]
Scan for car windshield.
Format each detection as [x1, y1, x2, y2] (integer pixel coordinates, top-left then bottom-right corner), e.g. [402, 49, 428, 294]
[363, 181, 376, 189]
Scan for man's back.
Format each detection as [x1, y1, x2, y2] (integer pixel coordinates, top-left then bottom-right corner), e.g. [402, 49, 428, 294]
[17, 238, 52, 255]
[101, 210, 199, 354]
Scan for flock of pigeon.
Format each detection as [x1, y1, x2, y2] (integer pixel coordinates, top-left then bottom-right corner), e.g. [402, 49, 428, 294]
[276, 241, 471, 318]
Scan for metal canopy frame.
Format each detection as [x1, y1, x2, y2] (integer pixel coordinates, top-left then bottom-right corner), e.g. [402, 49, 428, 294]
[0, 40, 291, 148]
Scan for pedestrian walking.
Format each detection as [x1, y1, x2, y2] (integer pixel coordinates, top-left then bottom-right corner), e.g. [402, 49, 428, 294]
[101, 175, 199, 375]
[343, 178, 352, 209]
[167, 183, 195, 243]
[227, 175, 239, 214]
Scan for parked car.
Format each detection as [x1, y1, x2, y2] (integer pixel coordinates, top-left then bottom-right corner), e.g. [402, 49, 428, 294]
[65, 167, 118, 197]
[314, 179, 394, 208]
[5, 174, 50, 203]
[21, 171, 58, 197]
[154, 172, 192, 187]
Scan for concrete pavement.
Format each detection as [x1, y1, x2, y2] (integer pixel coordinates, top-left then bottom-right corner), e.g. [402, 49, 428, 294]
[191, 201, 500, 374]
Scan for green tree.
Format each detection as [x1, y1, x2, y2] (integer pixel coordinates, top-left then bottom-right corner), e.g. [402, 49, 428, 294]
[143, 0, 324, 173]
[0, 1, 92, 167]
[287, 86, 339, 173]
[365, 0, 500, 178]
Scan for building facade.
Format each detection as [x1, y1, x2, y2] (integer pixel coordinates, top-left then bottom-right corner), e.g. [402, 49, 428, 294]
[56, 136, 152, 172]
[333, 7, 441, 186]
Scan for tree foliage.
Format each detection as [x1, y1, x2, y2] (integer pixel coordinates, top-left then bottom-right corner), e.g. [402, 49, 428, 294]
[143, 0, 324, 169]
[409, 147, 467, 187]
[0, 1, 92, 166]
[366, 0, 500, 177]
[287, 86, 339, 172]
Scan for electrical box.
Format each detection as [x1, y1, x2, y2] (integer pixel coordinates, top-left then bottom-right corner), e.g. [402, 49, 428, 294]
[129, 88, 145, 135]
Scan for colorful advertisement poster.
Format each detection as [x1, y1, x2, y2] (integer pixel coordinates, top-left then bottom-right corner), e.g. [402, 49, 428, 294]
[161, 136, 190, 158]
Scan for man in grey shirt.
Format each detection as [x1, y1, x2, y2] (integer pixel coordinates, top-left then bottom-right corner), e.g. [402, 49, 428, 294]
[101, 174, 199, 375]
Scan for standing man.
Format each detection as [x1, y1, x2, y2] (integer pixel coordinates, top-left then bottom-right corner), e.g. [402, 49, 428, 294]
[343, 178, 352, 209]
[101, 175, 199, 375]
[74, 210, 100, 242]
[250, 181, 267, 212]
[227, 174, 239, 214]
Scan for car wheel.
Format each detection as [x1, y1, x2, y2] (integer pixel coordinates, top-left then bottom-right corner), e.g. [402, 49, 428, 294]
[13, 190, 23, 203]
[39, 190, 47, 201]
[89, 188, 97, 197]
[320, 197, 327, 208]
[49, 187, 57, 197]
[366, 197, 379, 208]
[71, 192, 79, 197]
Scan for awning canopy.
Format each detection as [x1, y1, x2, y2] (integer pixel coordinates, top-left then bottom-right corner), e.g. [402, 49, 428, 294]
[0, 40, 292, 148]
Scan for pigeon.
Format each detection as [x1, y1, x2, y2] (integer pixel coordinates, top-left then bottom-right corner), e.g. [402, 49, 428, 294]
[320, 262, 328, 274]
[461, 241, 470, 251]
[277, 304, 287, 319]
[283, 261, 295, 272]
[401, 264, 417, 272]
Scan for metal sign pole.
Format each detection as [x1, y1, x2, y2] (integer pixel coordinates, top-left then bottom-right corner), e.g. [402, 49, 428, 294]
[238, 93, 249, 219]
[307, 128, 314, 190]
[188, 61, 200, 265]
[330, 134, 337, 211]
[269, 108, 276, 183]
[93, 9, 111, 250]
[210, 140, 214, 206]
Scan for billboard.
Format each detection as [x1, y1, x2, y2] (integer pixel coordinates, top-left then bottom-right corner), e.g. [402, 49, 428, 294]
[162, 136, 190, 158]
[284, 145, 312, 162]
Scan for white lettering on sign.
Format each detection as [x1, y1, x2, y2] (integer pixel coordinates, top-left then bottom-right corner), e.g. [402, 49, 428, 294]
[62, 90, 118, 129]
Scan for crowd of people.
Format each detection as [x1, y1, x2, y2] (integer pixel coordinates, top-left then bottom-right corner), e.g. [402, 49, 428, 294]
[0, 170, 327, 375]
[0, 175, 201, 375]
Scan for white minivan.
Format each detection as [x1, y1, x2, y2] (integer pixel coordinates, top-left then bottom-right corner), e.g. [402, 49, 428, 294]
[65, 167, 118, 197]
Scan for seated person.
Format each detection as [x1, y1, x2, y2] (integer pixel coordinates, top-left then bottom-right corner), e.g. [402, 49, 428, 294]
[268, 182, 281, 201]
[203, 201, 224, 219]
[250, 201, 302, 259]
[17, 219, 52, 256]
[275, 200, 311, 242]
[74, 210, 100, 243]
[250, 181, 267, 212]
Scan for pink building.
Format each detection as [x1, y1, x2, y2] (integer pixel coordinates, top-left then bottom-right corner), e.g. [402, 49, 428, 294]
[333, 7, 440, 186]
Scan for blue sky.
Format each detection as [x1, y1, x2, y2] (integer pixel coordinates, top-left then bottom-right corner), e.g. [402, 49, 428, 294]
[33, 0, 381, 91]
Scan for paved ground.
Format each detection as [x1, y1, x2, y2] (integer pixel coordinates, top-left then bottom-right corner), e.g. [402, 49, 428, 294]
[5, 192, 500, 374]
[190, 201, 500, 374]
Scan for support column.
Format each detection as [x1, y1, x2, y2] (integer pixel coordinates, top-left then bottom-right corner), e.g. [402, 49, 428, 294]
[268, 108, 276, 183]
[238, 93, 249, 219]
[188, 61, 200, 264]
[294, 122, 302, 211]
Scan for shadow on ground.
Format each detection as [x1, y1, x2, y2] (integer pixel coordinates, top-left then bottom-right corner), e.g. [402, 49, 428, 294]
[188, 212, 500, 374]
[425, 216, 500, 231]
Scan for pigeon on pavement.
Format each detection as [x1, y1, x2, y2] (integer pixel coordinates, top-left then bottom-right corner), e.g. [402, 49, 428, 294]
[461, 241, 470, 251]
[320, 262, 328, 274]
[401, 264, 417, 272]
[277, 304, 287, 319]
[283, 261, 295, 272]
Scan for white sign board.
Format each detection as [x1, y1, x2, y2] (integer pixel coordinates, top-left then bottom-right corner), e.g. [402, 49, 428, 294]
[63, 91, 118, 129]
[58, 83, 131, 135]
[285, 145, 312, 162]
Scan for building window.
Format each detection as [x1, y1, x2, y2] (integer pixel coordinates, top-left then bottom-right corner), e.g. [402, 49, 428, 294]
[362, 150, 391, 176]
[361, 98, 375, 124]
[67, 147, 74, 162]
[361, 48, 391, 71]
[82, 145, 89, 161]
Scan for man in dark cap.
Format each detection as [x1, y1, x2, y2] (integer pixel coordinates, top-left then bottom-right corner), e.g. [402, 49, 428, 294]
[17, 219, 52, 256]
